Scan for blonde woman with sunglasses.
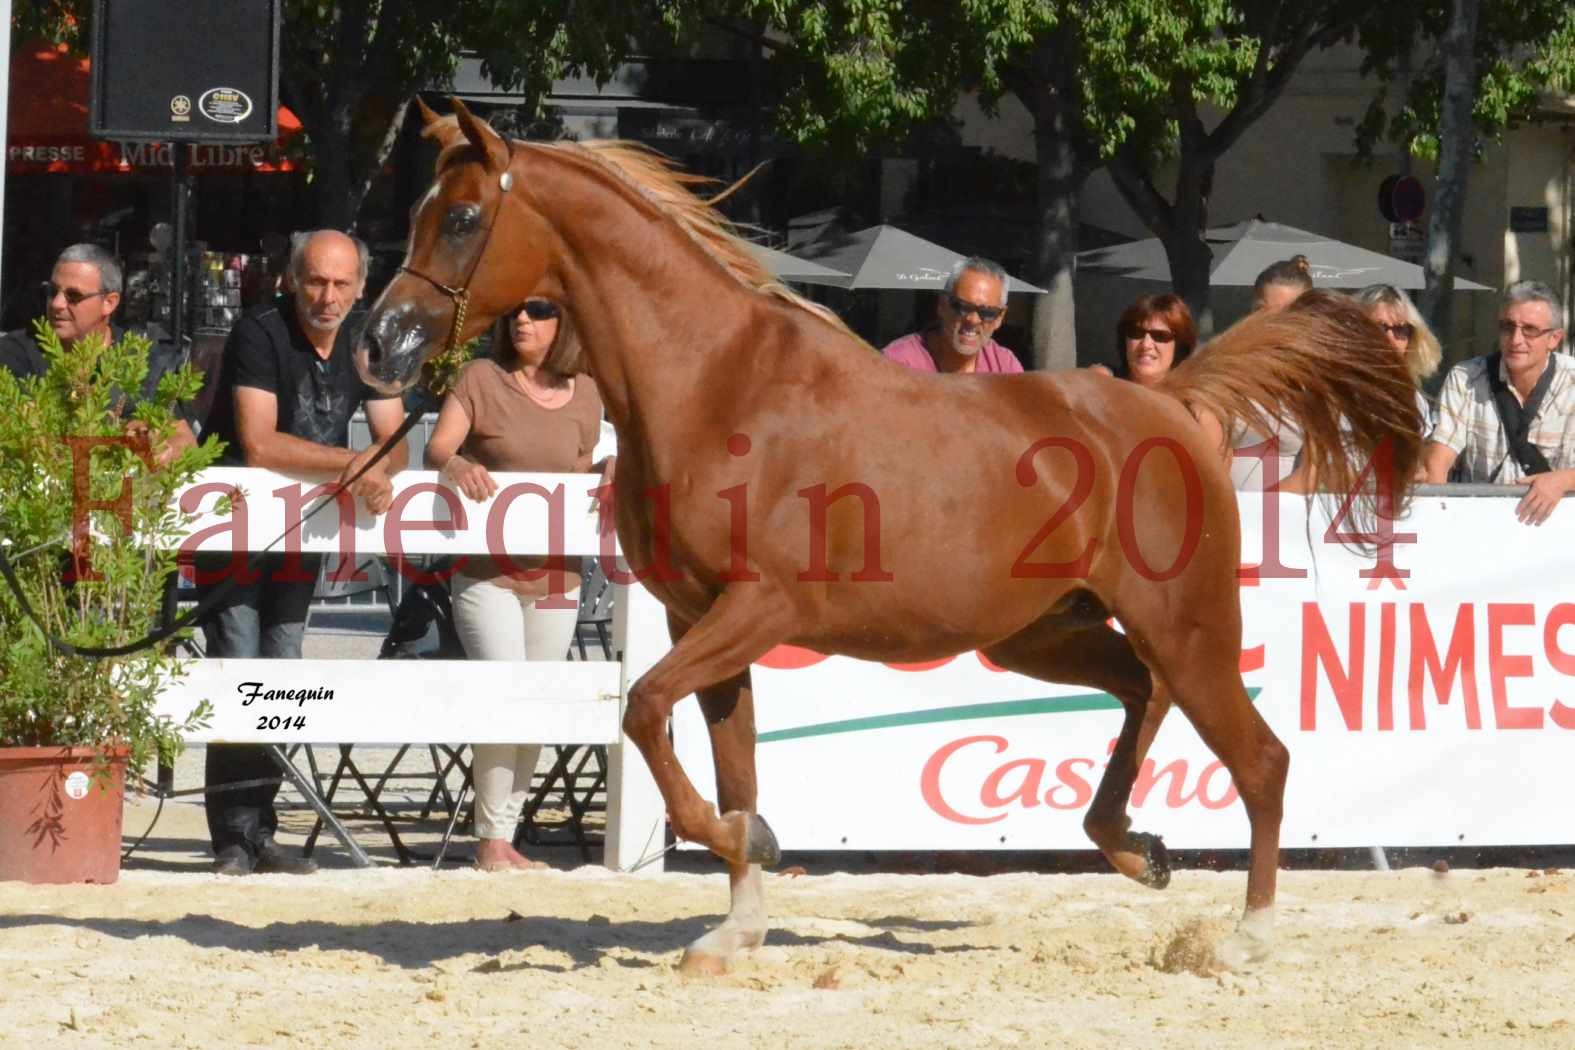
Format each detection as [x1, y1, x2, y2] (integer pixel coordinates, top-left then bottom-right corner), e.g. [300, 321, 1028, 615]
[1353, 284, 1442, 431]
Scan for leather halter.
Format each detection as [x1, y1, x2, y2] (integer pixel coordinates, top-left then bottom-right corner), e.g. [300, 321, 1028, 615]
[396, 147, 517, 362]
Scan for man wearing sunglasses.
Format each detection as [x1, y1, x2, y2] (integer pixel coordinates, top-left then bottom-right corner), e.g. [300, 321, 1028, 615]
[1425, 280, 1574, 525]
[0, 243, 197, 465]
[881, 256, 1024, 375]
[197, 228, 410, 877]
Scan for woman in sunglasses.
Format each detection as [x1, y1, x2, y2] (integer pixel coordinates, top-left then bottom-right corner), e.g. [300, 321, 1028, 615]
[423, 297, 612, 872]
[1091, 293, 1196, 388]
[1353, 284, 1441, 431]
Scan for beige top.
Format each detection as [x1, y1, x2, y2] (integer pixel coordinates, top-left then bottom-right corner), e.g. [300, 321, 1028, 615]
[449, 358, 605, 595]
[451, 358, 603, 473]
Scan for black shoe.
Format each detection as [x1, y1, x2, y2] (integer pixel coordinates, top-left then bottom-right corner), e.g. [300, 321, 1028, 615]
[254, 837, 319, 875]
[212, 844, 255, 876]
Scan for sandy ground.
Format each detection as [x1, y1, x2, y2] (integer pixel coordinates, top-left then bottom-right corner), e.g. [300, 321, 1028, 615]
[7, 611, 1574, 1048]
[4, 791, 1573, 1050]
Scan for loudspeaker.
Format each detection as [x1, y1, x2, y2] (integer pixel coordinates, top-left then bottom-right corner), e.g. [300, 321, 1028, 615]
[88, 0, 281, 143]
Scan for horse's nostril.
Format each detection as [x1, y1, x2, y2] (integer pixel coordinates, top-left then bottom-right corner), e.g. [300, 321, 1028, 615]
[366, 312, 407, 367]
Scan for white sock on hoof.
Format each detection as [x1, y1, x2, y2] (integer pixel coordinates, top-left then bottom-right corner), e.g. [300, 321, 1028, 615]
[1219, 906, 1275, 970]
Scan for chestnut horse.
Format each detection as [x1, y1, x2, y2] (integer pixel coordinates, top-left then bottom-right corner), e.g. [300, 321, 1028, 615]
[358, 102, 1422, 974]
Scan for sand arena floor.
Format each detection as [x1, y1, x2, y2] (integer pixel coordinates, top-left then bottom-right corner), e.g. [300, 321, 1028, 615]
[3, 796, 1572, 1050]
[7, 614, 1570, 1048]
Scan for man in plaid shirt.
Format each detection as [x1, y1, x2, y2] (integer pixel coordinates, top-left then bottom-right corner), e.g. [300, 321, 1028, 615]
[1424, 280, 1573, 525]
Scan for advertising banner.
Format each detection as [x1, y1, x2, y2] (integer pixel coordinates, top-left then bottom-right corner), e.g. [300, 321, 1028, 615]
[670, 495, 1575, 850]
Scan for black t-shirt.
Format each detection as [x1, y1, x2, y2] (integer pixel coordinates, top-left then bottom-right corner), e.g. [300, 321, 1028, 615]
[203, 297, 392, 466]
[0, 327, 46, 378]
[0, 322, 191, 422]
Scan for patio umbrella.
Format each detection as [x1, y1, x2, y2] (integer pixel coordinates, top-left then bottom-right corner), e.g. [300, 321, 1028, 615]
[790, 225, 1047, 293]
[743, 243, 852, 284]
[1076, 218, 1491, 291]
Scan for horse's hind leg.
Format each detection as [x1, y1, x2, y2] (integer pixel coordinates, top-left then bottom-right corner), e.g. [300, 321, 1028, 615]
[677, 652, 769, 977]
[1137, 627, 1289, 967]
[983, 619, 1173, 889]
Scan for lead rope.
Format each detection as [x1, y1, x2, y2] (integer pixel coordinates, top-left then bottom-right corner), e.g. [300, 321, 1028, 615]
[619, 820, 678, 874]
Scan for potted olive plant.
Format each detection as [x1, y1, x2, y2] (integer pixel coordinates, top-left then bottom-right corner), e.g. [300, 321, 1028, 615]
[0, 321, 217, 884]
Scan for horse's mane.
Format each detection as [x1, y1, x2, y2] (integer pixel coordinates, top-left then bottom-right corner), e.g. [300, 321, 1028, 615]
[426, 119, 857, 341]
[553, 140, 858, 340]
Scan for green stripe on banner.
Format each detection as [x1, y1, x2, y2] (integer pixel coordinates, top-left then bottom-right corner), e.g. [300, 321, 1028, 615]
[757, 688, 1261, 744]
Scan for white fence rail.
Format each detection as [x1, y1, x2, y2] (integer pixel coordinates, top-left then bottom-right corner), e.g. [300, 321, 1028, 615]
[155, 468, 667, 873]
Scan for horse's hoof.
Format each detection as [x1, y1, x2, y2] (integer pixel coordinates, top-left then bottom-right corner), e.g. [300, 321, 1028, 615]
[1219, 910, 1274, 971]
[677, 949, 731, 977]
[743, 813, 781, 868]
[1131, 831, 1171, 889]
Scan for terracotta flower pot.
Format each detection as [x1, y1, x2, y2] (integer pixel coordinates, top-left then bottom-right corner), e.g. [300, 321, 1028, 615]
[0, 745, 127, 885]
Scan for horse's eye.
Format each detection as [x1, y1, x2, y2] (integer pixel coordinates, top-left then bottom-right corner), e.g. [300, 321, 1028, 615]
[442, 205, 480, 238]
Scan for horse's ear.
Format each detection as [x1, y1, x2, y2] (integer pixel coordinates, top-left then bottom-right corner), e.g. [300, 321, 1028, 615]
[415, 96, 442, 128]
[449, 97, 509, 174]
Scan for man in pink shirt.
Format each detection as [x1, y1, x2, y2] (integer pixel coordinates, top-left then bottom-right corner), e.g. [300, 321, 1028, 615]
[881, 257, 1025, 374]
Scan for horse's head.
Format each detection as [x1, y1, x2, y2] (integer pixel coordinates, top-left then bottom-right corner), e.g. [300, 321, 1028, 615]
[356, 98, 555, 395]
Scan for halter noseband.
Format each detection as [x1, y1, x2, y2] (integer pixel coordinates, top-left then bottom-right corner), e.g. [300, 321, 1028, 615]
[397, 155, 517, 362]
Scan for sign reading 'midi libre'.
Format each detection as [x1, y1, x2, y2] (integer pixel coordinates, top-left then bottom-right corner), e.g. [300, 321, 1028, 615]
[5, 137, 299, 175]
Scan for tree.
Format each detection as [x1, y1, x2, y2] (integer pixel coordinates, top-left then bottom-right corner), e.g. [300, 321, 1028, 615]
[1419, 0, 1480, 339]
[715, 2, 1371, 360]
[282, 0, 678, 229]
[715, 1, 1088, 368]
[1355, 0, 1575, 335]
[1096, 2, 1372, 333]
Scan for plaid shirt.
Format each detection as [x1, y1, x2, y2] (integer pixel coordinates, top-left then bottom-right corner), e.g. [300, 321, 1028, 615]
[1430, 352, 1575, 482]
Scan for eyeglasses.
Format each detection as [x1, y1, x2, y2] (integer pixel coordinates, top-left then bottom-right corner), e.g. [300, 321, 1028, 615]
[43, 282, 108, 306]
[1499, 320, 1558, 341]
[1125, 326, 1176, 344]
[513, 300, 559, 322]
[1377, 322, 1414, 341]
[946, 295, 1005, 323]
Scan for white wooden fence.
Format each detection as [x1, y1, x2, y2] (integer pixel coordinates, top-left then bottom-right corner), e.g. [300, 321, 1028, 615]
[154, 467, 669, 873]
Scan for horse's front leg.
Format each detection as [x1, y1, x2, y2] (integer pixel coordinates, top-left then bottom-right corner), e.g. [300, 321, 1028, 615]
[676, 646, 769, 976]
[621, 585, 789, 872]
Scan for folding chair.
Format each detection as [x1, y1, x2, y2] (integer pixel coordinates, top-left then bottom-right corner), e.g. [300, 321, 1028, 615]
[574, 559, 615, 661]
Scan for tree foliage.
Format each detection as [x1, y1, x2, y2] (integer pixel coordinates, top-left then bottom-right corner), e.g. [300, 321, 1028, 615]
[725, 1, 1372, 348]
[1354, 0, 1575, 160]
[281, 0, 684, 228]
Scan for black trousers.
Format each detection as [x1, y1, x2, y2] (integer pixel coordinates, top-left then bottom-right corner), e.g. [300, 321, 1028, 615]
[197, 552, 321, 855]
[204, 744, 282, 854]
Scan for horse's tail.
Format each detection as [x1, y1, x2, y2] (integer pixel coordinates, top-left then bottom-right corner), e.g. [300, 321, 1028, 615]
[1159, 289, 1424, 535]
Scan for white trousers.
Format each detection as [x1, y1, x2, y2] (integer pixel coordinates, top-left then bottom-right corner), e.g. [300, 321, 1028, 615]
[450, 573, 580, 841]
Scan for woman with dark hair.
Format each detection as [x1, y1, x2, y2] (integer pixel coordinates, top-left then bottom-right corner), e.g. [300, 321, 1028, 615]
[1252, 254, 1313, 313]
[1091, 293, 1197, 388]
[423, 298, 612, 872]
